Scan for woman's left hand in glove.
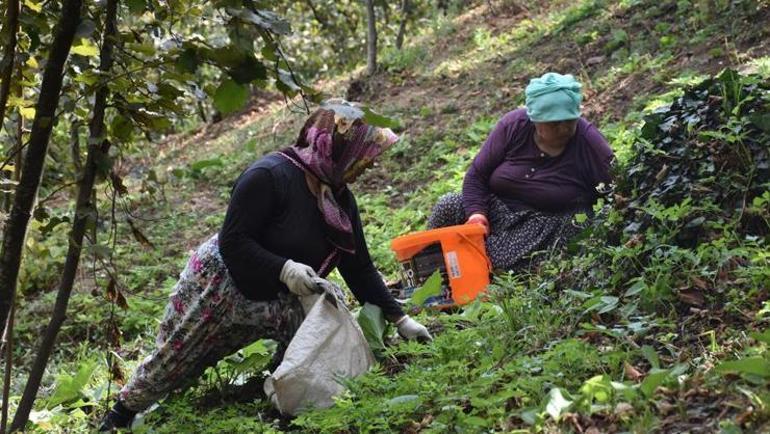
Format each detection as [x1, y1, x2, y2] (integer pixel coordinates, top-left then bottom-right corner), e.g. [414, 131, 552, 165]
[395, 315, 432, 342]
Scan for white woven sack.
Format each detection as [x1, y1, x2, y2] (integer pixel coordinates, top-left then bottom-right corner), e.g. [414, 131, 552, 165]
[264, 294, 375, 415]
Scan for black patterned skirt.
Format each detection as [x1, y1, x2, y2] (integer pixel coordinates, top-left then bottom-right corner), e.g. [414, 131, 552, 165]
[427, 192, 584, 271]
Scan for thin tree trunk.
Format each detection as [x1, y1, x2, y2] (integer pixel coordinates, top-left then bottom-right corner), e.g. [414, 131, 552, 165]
[395, 0, 410, 50]
[365, 0, 377, 76]
[0, 0, 20, 128]
[1, 299, 15, 434]
[0, 0, 83, 396]
[0, 71, 23, 429]
[10, 0, 116, 430]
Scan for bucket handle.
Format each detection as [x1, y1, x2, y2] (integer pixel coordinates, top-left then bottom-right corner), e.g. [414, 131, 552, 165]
[458, 232, 493, 272]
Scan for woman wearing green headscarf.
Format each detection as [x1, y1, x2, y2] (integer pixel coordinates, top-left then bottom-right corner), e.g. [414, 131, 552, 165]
[428, 72, 614, 270]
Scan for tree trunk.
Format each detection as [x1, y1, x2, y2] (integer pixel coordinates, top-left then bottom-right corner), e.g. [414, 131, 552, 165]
[365, 0, 377, 76]
[0, 0, 19, 128]
[9, 0, 116, 430]
[1, 102, 21, 424]
[1, 299, 15, 434]
[395, 0, 410, 50]
[0, 0, 82, 338]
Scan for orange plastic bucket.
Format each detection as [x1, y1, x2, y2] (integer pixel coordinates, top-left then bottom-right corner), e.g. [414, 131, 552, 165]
[390, 224, 491, 307]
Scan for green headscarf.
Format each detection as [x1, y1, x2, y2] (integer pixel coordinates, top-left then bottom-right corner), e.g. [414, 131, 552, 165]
[525, 72, 582, 122]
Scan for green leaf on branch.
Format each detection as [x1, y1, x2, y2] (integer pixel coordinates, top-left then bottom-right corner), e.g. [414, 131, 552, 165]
[213, 79, 249, 115]
[23, 0, 43, 13]
[228, 56, 267, 84]
[71, 39, 99, 57]
[127, 0, 145, 14]
[110, 114, 133, 142]
[228, 8, 291, 35]
[175, 47, 200, 74]
[276, 69, 301, 96]
[363, 107, 401, 129]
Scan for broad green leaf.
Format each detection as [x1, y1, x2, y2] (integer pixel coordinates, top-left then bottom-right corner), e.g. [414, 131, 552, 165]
[362, 107, 401, 129]
[46, 360, 96, 408]
[228, 8, 291, 35]
[357, 303, 387, 351]
[213, 79, 249, 115]
[597, 296, 619, 314]
[24, 0, 42, 12]
[625, 279, 647, 297]
[321, 100, 364, 119]
[463, 416, 488, 427]
[641, 345, 660, 369]
[640, 369, 668, 397]
[110, 114, 133, 142]
[574, 213, 587, 224]
[386, 394, 419, 407]
[717, 357, 770, 378]
[126, 42, 156, 56]
[276, 69, 301, 95]
[71, 39, 99, 57]
[751, 329, 770, 345]
[127, 0, 145, 14]
[20, 106, 35, 120]
[228, 56, 267, 84]
[580, 375, 612, 403]
[175, 48, 199, 74]
[545, 387, 572, 420]
[411, 270, 442, 305]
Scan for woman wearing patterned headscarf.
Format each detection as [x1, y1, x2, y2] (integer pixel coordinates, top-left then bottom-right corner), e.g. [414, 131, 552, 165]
[100, 100, 430, 431]
[428, 72, 615, 271]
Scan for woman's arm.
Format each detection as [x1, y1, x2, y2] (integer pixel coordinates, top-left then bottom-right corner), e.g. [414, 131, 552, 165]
[219, 167, 287, 299]
[581, 123, 615, 192]
[337, 194, 405, 321]
[462, 111, 519, 218]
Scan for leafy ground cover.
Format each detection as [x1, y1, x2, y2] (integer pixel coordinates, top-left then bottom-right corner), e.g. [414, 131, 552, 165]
[5, 0, 770, 432]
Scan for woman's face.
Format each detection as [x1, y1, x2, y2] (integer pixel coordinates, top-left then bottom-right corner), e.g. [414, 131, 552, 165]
[534, 120, 578, 143]
[342, 158, 375, 184]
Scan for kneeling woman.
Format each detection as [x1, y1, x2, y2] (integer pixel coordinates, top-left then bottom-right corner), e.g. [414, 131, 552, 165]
[100, 101, 430, 430]
[429, 73, 615, 270]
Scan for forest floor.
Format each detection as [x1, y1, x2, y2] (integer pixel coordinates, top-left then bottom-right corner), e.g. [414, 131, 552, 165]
[7, 0, 770, 432]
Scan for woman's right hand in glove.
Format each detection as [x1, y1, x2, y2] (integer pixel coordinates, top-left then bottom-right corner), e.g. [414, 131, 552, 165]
[279, 259, 319, 296]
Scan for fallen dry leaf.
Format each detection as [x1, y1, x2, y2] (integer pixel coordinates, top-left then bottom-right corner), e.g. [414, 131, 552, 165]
[678, 289, 705, 306]
[624, 361, 644, 381]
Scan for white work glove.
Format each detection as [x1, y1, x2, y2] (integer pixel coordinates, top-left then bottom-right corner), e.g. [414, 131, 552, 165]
[279, 259, 319, 296]
[396, 315, 432, 342]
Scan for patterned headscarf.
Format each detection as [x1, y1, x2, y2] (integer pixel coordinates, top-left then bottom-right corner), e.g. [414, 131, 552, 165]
[280, 99, 399, 253]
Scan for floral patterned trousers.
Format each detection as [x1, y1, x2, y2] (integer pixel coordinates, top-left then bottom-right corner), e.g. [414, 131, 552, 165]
[119, 234, 305, 412]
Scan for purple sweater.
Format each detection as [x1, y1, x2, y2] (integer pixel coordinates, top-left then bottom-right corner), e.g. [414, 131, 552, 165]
[463, 108, 614, 216]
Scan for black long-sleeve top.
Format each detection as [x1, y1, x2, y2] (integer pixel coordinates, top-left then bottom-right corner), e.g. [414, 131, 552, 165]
[218, 153, 404, 319]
